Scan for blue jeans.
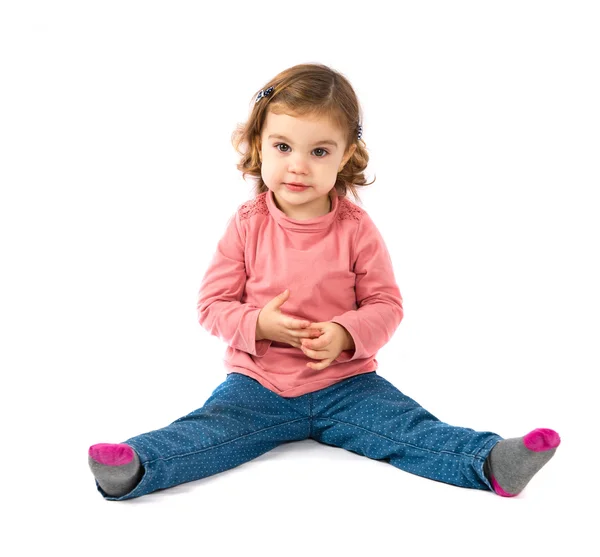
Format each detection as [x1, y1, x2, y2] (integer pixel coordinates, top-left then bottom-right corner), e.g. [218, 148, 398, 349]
[97, 372, 502, 500]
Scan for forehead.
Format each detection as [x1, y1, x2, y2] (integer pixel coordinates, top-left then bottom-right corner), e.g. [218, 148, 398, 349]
[262, 110, 344, 143]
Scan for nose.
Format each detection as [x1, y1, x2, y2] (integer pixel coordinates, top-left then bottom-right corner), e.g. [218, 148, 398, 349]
[287, 152, 309, 174]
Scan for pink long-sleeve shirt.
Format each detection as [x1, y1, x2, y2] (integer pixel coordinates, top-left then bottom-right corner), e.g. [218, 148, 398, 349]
[197, 187, 404, 397]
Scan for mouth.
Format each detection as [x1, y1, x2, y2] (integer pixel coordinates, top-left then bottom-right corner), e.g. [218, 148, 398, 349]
[285, 183, 310, 192]
[286, 183, 310, 187]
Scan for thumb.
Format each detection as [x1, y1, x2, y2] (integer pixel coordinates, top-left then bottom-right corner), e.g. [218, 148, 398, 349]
[271, 289, 289, 307]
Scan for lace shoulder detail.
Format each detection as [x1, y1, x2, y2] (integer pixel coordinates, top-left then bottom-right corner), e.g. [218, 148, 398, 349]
[239, 193, 269, 221]
[336, 196, 364, 223]
[238, 192, 364, 223]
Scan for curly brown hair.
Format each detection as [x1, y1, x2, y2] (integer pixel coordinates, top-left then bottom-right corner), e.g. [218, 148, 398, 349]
[231, 63, 375, 205]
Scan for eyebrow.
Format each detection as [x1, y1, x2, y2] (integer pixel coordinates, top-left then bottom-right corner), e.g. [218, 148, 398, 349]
[267, 134, 338, 148]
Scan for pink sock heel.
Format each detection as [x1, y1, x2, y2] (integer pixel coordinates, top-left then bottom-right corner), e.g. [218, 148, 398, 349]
[490, 476, 517, 497]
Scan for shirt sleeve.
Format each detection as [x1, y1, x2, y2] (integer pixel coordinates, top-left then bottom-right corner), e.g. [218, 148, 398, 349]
[196, 210, 271, 357]
[331, 211, 404, 362]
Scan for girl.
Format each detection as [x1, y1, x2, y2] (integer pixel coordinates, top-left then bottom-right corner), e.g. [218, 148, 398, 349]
[88, 63, 560, 501]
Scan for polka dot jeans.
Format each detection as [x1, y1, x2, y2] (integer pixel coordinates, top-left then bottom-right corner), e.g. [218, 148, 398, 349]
[97, 372, 502, 500]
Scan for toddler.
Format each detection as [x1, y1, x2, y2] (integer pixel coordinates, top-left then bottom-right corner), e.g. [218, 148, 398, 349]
[89, 63, 560, 501]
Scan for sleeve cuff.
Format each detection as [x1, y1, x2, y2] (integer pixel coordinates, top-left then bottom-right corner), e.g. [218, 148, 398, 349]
[254, 339, 271, 357]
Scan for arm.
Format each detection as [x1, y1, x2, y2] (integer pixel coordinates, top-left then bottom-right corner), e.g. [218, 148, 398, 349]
[197, 211, 271, 357]
[331, 211, 403, 362]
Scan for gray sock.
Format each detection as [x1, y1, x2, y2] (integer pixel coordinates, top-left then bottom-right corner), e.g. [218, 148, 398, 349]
[88, 443, 143, 497]
[484, 428, 560, 496]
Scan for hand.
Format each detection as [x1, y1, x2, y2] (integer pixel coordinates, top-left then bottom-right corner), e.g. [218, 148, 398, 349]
[256, 289, 323, 348]
[300, 321, 354, 371]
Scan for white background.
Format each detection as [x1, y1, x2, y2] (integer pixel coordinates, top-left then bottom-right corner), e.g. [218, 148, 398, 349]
[1, 1, 598, 555]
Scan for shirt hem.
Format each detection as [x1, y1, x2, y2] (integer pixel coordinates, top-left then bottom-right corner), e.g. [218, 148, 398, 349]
[225, 362, 378, 398]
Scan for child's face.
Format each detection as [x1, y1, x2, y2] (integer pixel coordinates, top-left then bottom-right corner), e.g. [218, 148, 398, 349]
[259, 110, 356, 219]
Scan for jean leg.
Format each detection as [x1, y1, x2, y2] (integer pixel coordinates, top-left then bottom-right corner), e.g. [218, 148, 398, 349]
[100, 373, 311, 500]
[311, 372, 502, 491]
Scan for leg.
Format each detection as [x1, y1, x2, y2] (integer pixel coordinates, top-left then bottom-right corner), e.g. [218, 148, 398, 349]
[310, 372, 502, 491]
[90, 373, 311, 500]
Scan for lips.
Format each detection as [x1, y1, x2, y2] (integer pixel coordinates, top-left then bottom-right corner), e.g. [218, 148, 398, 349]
[286, 183, 309, 187]
[285, 183, 310, 192]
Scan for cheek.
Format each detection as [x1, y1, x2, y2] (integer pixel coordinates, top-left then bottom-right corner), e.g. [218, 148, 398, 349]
[261, 153, 281, 175]
[260, 165, 271, 184]
[260, 157, 278, 184]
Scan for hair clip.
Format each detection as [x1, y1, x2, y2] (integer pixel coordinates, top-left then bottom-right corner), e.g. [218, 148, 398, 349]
[256, 86, 274, 103]
[357, 124, 363, 140]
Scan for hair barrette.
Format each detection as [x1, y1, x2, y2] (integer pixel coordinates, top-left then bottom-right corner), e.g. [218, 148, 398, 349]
[256, 86, 274, 103]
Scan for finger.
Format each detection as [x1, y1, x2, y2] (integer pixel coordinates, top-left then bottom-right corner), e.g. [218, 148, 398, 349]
[307, 358, 332, 370]
[301, 344, 318, 358]
[295, 329, 321, 339]
[301, 339, 312, 350]
[302, 345, 327, 359]
[302, 335, 325, 349]
[308, 325, 325, 337]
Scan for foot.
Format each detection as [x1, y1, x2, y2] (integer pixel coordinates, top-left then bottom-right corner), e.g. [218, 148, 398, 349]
[485, 428, 560, 497]
[88, 443, 143, 497]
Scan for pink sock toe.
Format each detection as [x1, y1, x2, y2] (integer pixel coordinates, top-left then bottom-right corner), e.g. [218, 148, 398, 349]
[523, 428, 561, 452]
[89, 443, 134, 466]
